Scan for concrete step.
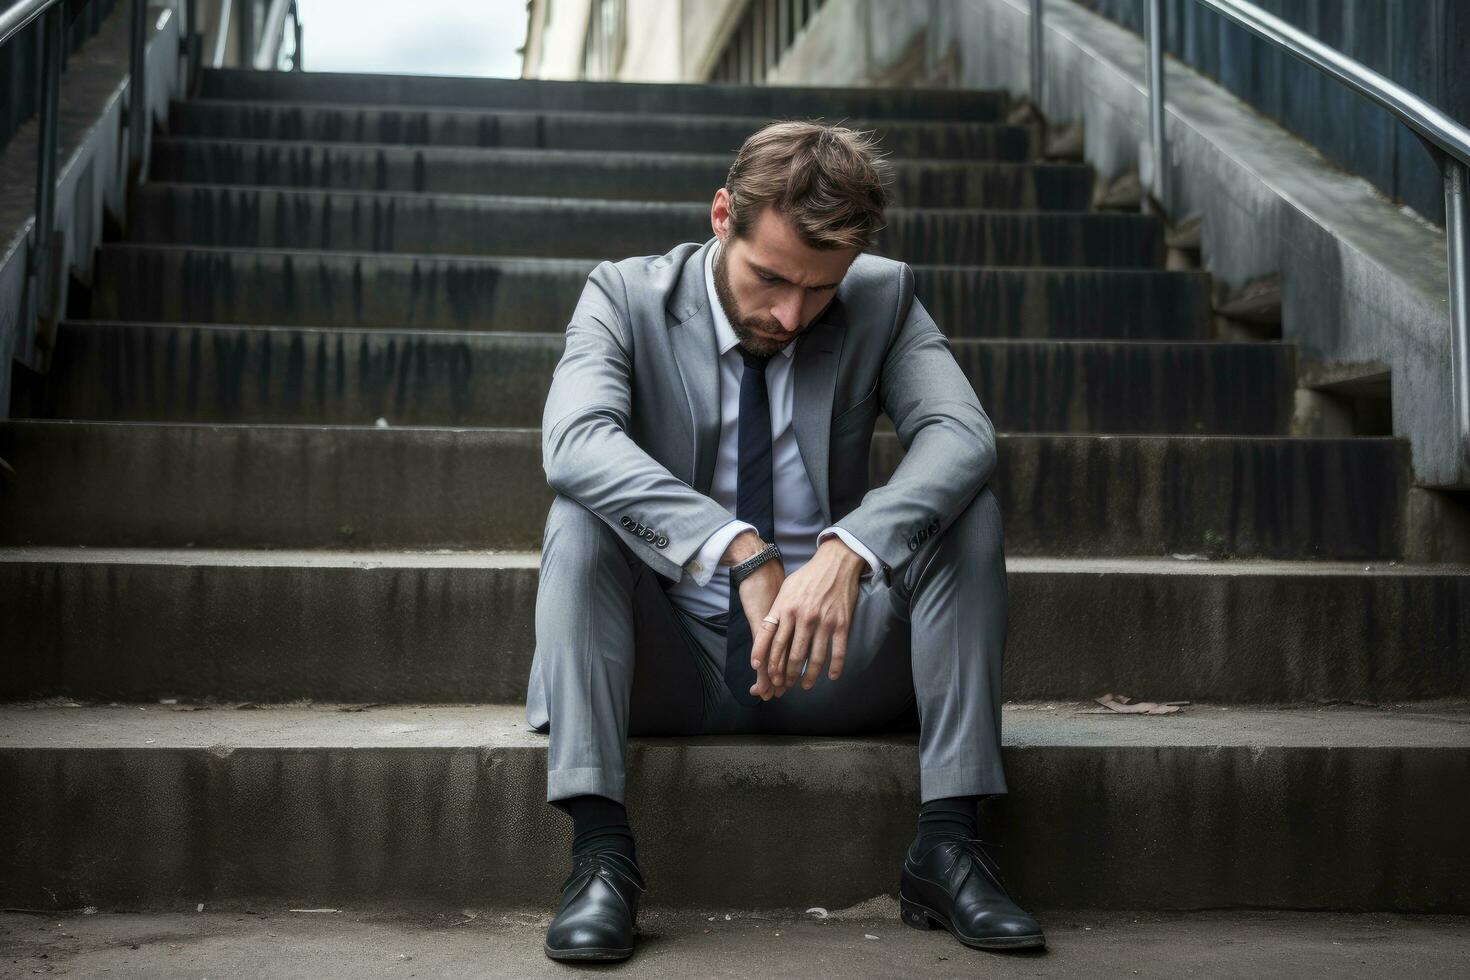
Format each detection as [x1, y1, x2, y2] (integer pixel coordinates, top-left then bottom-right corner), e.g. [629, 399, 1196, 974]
[125, 184, 1165, 268]
[196, 68, 1012, 122]
[0, 421, 1408, 559]
[1, 700, 1466, 911]
[169, 98, 1042, 160]
[148, 137, 1097, 210]
[15, 322, 1292, 434]
[6, 907, 1469, 978]
[91, 244, 1213, 340]
[0, 549, 1463, 704]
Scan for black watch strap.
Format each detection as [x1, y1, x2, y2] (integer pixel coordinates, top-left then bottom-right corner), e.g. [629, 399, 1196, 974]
[729, 541, 781, 588]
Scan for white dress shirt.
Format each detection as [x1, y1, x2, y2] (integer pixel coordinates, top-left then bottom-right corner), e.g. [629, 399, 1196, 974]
[663, 238, 883, 620]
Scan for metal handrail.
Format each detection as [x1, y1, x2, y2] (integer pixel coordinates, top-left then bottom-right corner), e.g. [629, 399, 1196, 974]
[224, 0, 302, 70]
[2, 0, 154, 351]
[0, 0, 61, 48]
[1027, 0, 1470, 470]
[2, 0, 302, 368]
[254, 0, 298, 70]
[1028, 0, 1043, 110]
[2, 0, 69, 351]
[1195, 0, 1470, 168]
[210, 0, 235, 68]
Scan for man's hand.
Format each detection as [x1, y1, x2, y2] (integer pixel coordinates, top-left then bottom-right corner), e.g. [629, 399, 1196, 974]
[722, 530, 787, 700]
[750, 537, 866, 698]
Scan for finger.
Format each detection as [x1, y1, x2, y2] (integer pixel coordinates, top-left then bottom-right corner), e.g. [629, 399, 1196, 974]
[767, 613, 795, 696]
[801, 622, 832, 690]
[790, 617, 826, 688]
[748, 617, 775, 699]
[828, 617, 850, 681]
[786, 614, 813, 691]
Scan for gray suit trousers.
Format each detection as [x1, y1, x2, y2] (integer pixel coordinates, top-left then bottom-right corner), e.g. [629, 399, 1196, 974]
[524, 484, 1009, 806]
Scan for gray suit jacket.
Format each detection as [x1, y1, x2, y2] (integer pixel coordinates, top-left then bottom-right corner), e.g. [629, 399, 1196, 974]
[541, 234, 997, 587]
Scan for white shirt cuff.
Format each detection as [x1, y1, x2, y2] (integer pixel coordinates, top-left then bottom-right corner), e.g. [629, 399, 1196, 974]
[685, 519, 755, 587]
[818, 526, 883, 581]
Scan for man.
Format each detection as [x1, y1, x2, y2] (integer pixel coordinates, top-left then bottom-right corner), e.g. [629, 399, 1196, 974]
[524, 121, 1043, 961]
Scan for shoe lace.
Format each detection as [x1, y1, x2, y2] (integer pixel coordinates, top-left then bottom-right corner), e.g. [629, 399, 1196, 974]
[560, 848, 648, 898]
[920, 834, 1011, 895]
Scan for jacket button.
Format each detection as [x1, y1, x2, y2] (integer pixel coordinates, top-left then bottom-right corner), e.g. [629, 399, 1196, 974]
[620, 516, 633, 528]
[655, 535, 668, 549]
[928, 518, 940, 534]
[907, 534, 918, 552]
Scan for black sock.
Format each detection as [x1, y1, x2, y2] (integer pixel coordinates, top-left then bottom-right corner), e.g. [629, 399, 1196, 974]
[552, 793, 638, 864]
[909, 794, 980, 860]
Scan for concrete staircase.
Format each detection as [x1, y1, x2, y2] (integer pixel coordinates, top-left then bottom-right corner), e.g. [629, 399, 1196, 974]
[2, 69, 1467, 916]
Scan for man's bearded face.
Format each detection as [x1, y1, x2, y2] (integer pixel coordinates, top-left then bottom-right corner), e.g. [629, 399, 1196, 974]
[711, 206, 857, 358]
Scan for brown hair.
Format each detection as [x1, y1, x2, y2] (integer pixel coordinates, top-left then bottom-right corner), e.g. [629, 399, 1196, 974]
[724, 120, 893, 251]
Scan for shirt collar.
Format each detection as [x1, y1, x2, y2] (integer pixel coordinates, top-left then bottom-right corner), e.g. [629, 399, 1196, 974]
[705, 237, 796, 360]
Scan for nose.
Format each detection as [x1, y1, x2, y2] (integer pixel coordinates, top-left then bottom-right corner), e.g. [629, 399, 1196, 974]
[771, 292, 803, 333]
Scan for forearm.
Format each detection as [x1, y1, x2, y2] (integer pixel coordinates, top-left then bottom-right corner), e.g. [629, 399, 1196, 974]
[833, 409, 994, 572]
[543, 258, 735, 580]
[544, 413, 736, 581]
[834, 262, 997, 576]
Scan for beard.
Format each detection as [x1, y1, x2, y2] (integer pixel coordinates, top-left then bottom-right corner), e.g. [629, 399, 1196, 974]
[712, 237, 813, 358]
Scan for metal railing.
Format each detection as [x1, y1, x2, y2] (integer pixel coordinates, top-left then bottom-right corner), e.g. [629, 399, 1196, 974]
[0, 0, 299, 358]
[1028, 0, 1470, 468]
[231, 0, 303, 71]
[0, 0, 116, 344]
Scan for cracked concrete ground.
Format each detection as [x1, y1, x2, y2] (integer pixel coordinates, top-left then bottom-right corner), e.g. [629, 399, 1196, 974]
[2, 904, 1467, 978]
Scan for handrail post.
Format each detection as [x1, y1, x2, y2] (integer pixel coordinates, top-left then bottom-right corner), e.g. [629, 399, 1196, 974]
[28, 1, 63, 330]
[292, 0, 302, 71]
[1447, 159, 1470, 467]
[127, 0, 148, 185]
[1145, 0, 1168, 210]
[183, 0, 198, 90]
[210, 0, 234, 68]
[1029, 0, 1044, 111]
[235, 0, 254, 67]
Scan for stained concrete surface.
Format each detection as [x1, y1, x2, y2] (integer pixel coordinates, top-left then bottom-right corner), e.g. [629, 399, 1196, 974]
[4, 700, 1470, 750]
[1, 905, 1467, 979]
[4, 700, 1467, 912]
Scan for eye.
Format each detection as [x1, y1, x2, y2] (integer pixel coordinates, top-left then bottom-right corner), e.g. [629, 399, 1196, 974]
[757, 272, 779, 284]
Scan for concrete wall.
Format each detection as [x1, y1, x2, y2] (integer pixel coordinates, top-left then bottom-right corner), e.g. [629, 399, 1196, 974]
[523, 0, 592, 80]
[769, 0, 1466, 489]
[682, 0, 745, 81]
[525, 0, 726, 82]
[620, 0, 685, 80]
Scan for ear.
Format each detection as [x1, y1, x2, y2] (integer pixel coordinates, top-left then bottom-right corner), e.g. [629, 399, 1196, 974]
[711, 188, 732, 241]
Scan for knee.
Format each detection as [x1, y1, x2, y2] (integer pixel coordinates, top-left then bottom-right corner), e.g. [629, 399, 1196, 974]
[544, 492, 602, 538]
[542, 493, 625, 562]
[928, 484, 1005, 585]
[896, 485, 1004, 602]
[956, 484, 1004, 564]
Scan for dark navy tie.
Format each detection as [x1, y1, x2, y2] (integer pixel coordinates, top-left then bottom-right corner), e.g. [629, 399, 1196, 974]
[724, 347, 775, 703]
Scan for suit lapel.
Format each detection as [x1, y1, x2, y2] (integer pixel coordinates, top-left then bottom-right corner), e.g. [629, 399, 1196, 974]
[666, 235, 847, 518]
[792, 296, 846, 526]
[666, 236, 722, 493]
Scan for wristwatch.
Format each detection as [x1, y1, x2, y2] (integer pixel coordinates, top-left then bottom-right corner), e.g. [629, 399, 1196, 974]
[729, 541, 782, 588]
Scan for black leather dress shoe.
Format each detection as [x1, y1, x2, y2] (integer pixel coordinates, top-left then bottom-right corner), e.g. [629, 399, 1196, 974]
[899, 835, 1045, 951]
[544, 849, 647, 961]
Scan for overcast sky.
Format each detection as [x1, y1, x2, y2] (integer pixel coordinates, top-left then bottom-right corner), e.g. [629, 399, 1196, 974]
[296, 0, 528, 77]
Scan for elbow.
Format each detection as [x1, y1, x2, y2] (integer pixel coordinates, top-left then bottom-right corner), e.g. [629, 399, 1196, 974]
[542, 409, 619, 495]
[966, 407, 998, 490]
[542, 418, 584, 495]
